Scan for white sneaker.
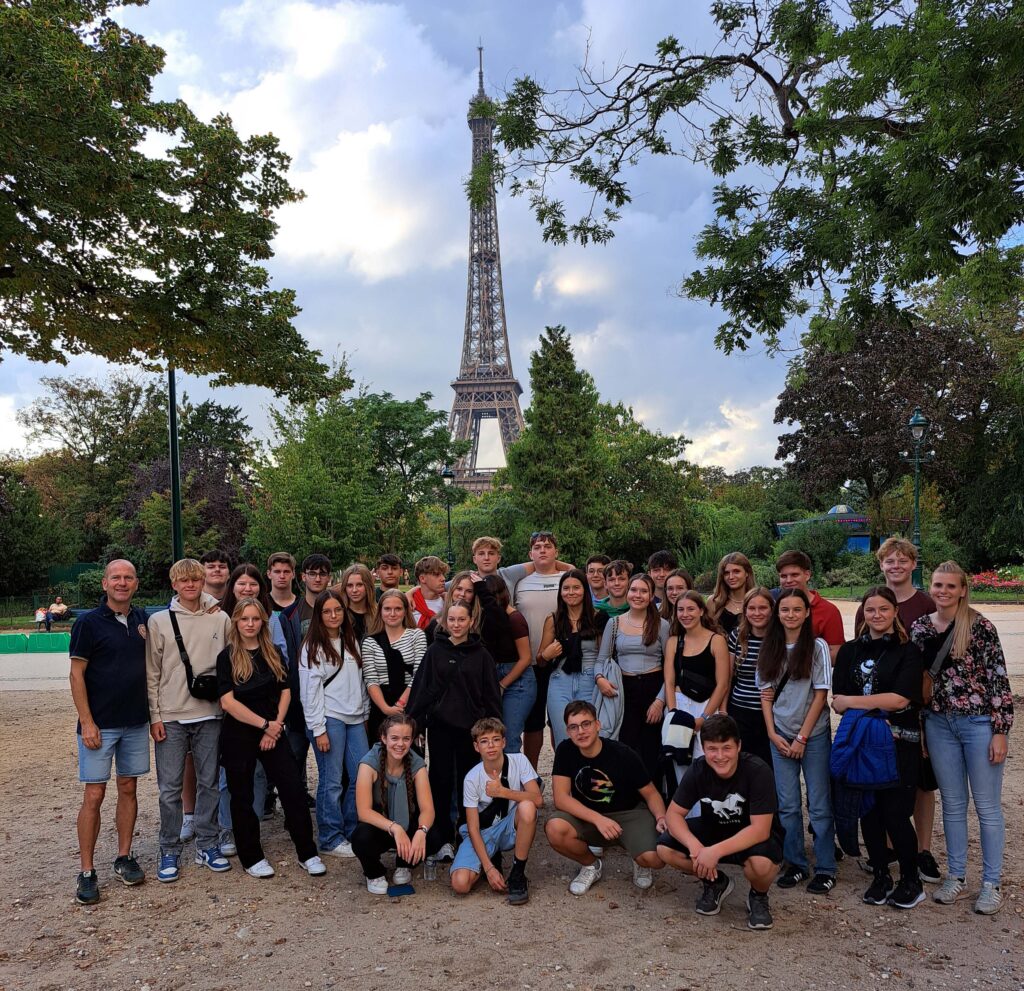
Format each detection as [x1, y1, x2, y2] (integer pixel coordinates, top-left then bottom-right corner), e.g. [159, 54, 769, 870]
[392, 867, 412, 885]
[300, 856, 326, 877]
[245, 858, 275, 879]
[323, 840, 355, 859]
[974, 882, 1003, 915]
[933, 875, 967, 904]
[179, 815, 195, 842]
[436, 843, 456, 861]
[366, 876, 388, 895]
[220, 834, 237, 857]
[569, 858, 603, 896]
[633, 864, 654, 890]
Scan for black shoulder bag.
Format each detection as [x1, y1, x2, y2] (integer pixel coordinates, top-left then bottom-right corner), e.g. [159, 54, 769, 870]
[476, 755, 512, 829]
[168, 612, 220, 702]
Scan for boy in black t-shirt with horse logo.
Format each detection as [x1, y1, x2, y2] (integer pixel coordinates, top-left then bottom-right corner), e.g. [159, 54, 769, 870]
[657, 714, 783, 929]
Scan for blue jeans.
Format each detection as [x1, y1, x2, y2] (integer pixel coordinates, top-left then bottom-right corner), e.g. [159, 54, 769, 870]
[308, 717, 368, 851]
[497, 663, 536, 754]
[771, 728, 836, 875]
[923, 712, 1005, 884]
[218, 763, 267, 839]
[546, 667, 596, 750]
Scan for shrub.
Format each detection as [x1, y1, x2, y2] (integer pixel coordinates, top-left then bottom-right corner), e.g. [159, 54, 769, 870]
[77, 569, 106, 606]
[694, 570, 716, 593]
[773, 520, 848, 577]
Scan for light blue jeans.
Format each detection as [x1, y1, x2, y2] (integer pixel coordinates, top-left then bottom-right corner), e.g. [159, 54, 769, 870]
[923, 712, 1005, 884]
[497, 663, 536, 754]
[547, 667, 597, 750]
[771, 727, 836, 876]
[308, 717, 368, 851]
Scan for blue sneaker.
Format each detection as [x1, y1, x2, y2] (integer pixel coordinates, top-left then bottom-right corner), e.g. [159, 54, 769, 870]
[195, 846, 232, 873]
[157, 852, 180, 883]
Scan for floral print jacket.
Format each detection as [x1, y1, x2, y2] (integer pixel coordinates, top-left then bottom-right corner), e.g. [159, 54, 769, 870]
[911, 614, 1014, 735]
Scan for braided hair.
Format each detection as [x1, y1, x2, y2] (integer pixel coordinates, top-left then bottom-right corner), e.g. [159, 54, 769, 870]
[376, 713, 418, 825]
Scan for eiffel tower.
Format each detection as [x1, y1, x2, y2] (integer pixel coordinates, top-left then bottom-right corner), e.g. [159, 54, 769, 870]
[447, 48, 525, 495]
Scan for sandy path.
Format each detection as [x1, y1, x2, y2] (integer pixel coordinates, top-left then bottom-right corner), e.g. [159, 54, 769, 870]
[1, 605, 1021, 990]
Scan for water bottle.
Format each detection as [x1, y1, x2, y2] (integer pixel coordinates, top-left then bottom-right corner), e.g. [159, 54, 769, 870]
[423, 857, 437, 881]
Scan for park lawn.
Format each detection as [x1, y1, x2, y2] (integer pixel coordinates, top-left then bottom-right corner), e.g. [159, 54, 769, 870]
[818, 585, 1024, 604]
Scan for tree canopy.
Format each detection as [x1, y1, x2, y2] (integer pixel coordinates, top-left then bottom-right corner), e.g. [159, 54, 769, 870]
[1, 0, 332, 396]
[481, 0, 1024, 353]
[498, 325, 698, 564]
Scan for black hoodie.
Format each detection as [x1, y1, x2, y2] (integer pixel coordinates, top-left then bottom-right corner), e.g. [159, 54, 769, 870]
[407, 629, 502, 731]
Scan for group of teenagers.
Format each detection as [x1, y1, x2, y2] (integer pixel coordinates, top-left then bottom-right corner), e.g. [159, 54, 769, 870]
[69, 532, 1013, 931]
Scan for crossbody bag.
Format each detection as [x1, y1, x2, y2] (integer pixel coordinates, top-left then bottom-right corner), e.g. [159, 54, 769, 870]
[168, 611, 220, 702]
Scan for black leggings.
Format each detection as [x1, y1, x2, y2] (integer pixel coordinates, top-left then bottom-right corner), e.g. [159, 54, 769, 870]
[220, 719, 317, 869]
[861, 783, 917, 881]
[351, 818, 442, 879]
[727, 701, 773, 767]
[619, 671, 664, 781]
[425, 720, 477, 847]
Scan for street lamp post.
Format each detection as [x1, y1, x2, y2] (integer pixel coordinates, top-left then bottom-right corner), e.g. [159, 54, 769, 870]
[905, 407, 931, 589]
[441, 465, 455, 571]
[167, 365, 184, 562]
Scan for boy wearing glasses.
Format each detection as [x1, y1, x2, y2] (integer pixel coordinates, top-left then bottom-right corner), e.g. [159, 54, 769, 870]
[298, 554, 333, 636]
[546, 701, 666, 895]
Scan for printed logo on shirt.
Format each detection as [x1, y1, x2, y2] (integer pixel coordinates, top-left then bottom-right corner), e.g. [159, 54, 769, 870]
[574, 766, 614, 805]
[858, 657, 877, 694]
[702, 793, 746, 822]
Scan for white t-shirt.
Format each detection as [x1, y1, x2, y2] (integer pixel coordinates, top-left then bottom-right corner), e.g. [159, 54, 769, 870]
[513, 571, 564, 662]
[412, 595, 443, 627]
[462, 753, 539, 818]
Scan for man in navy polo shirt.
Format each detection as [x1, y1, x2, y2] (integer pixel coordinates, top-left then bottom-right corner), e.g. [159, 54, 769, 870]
[69, 559, 150, 905]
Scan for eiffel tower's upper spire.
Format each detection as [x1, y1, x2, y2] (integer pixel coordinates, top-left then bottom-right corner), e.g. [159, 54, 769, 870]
[477, 43, 485, 98]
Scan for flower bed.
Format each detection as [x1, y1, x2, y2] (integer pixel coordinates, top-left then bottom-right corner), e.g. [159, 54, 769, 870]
[970, 569, 1024, 593]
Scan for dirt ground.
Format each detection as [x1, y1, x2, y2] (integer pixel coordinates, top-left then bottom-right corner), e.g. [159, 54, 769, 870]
[1, 605, 1022, 991]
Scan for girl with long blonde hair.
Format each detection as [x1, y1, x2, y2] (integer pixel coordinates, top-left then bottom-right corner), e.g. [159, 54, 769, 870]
[217, 598, 324, 880]
[910, 561, 1013, 915]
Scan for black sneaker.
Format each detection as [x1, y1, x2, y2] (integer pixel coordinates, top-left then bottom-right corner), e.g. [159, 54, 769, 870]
[747, 888, 774, 930]
[807, 873, 836, 895]
[113, 854, 145, 886]
[695, 873, 734, 915]
[863, 871, 895, 905]
[76, 870, 99, 905]
[889, 877, 926, 910]
[507, 872, 529, 906]
[776, 865, 808, 889]
[918, 850, 941, 884]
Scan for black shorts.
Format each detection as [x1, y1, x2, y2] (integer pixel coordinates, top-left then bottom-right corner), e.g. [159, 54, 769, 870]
[657, 819, 783, 866]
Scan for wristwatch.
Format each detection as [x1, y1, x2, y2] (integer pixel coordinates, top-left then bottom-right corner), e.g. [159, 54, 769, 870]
[261, 718, 270, 732]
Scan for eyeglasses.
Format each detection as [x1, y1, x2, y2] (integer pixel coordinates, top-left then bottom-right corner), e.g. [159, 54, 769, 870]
[566, 719, 596, 734]
[530, 531, 555, 544]
[304, 570, 331, 578]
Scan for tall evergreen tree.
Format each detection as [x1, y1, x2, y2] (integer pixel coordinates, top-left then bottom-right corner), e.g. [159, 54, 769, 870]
[499, 325, 603, 563]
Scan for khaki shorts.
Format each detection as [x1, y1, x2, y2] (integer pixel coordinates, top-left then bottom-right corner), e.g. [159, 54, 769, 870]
[548, 806, 659, 860]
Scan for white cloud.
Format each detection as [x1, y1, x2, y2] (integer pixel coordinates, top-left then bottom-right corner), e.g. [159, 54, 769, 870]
[150, 30, 202, 77]
[683, 398, 781, 471]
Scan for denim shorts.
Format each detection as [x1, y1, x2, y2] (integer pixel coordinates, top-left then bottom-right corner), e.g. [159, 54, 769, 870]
[78, 723, 151, 782]
[451, 813, 520, 874]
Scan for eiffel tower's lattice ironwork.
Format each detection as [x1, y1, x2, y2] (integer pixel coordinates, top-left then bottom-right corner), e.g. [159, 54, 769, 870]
[448, 49, 524, 495]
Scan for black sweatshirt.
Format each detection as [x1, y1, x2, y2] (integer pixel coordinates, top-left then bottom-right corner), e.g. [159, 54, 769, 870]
[407, 630, 502, 731]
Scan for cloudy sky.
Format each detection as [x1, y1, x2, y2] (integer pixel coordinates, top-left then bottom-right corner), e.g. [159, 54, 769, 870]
[1, 0, 793, 469]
